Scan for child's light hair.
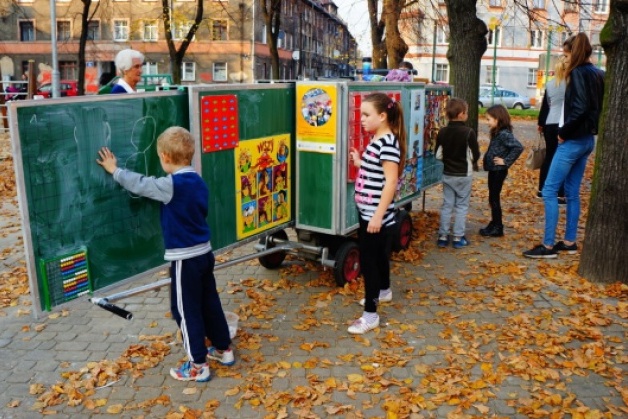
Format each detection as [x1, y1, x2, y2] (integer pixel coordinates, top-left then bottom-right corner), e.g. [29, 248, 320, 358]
[157, 126, 195, 165]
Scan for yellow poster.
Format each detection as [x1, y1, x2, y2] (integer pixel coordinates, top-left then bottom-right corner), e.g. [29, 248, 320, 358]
[296, 84, 338, 153]
[235, 134, 291, 239]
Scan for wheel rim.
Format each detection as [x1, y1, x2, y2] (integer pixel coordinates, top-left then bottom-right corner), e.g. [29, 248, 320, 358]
[399, 218, 412, 248]
[343, 249, 360, 282]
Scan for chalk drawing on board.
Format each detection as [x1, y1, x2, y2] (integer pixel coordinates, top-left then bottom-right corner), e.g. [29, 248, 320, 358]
[123, 116, 157, 199]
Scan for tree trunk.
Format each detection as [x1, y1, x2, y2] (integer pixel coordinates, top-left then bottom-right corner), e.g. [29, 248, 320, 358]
[78, 0, 93, 96]
[384, 0, 408, 69]
[579, 1, 628, 284]
[162, 0, 203, 84]
[445, 0, 487, 134]
[368, 0, 387, 68]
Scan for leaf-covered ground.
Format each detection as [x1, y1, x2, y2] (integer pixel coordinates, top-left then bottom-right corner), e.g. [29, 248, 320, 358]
[0, 122, 626, 418]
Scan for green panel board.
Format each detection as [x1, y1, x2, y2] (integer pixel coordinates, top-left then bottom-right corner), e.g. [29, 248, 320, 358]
[297, 151, 333, 229]
[198, 87, 295, 250]
[13, 93, 189, 310]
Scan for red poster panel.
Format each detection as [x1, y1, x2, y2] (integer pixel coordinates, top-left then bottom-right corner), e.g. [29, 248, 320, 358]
[201, 95, 239, 152]
[347, 91, 402, 182]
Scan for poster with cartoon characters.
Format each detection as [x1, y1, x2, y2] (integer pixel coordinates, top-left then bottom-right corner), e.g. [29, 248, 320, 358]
[296, 84, 338, 153]
[235, 134, 290, 239]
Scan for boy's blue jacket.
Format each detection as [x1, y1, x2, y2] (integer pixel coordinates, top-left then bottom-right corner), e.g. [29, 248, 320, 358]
[112, 166, 212, 261]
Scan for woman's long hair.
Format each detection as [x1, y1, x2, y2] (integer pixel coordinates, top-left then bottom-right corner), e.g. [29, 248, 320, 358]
[565, 33, 592, 79]
[363, 92, 407, 176]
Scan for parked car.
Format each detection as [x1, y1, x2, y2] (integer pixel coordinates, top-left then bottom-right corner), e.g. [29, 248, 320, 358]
[37, 80, 78, 98]
[478, 87, 531, 109]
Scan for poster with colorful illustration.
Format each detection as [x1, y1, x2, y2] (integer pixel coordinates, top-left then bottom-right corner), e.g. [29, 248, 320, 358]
[423, 89, 449, 156]
[201, 94, 239, 152]
[296, 84, 338, 153]
[235, 134, 291, 239]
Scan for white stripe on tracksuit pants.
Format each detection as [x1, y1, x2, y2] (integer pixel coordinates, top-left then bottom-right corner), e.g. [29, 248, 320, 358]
[170, 252, 231, 364]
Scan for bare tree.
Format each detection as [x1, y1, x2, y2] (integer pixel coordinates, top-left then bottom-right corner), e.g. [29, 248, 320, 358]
[161, 0, 204, 84]
[367, 0, 387, 68]
[579, 0, 628, 284]
[260, 0, 282, 80]
[77, 0, 100, 96]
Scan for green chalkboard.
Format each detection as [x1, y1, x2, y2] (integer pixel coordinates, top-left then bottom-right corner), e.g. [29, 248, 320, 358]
[192, 85, 296, 250]
[11, 93, 189, 311]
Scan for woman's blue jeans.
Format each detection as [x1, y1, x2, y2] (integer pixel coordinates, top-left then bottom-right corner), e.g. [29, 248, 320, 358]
[541, 135, 595, 246]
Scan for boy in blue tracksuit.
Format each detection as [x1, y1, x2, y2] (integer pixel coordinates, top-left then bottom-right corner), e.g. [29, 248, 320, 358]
[97, 126, 234, 382]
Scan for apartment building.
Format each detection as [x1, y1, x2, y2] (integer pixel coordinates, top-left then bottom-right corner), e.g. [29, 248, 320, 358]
[0, 0, 356, 92]
[403, 0, 608, 105]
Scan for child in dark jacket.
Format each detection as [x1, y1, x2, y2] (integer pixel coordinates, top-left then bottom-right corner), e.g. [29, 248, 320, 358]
[434, 98, 480, 248]
[480, 105, 524, 237]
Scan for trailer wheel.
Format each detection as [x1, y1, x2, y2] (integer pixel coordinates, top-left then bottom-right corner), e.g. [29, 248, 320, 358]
[334, 241, 360, 287]
[258, 230, 288, 269]
[392, 210, 413, 252]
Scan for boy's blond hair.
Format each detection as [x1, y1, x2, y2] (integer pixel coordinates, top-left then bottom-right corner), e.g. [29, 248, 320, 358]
[157, 126, 195, 165]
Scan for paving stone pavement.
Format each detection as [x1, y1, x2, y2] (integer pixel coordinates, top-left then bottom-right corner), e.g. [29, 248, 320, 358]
[0, 120, 625, 418]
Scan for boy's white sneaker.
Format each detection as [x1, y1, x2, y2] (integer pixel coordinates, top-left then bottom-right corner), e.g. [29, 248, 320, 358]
[359, 291, 392, 306]
[348, 316, 380, 334]
[207, 347, 235, 366]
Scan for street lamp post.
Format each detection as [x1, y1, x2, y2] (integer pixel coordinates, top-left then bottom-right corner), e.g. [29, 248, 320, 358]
[489, 18, 500, 106]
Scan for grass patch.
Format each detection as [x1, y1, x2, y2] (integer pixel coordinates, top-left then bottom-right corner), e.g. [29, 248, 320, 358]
[478, 107, 539, 121]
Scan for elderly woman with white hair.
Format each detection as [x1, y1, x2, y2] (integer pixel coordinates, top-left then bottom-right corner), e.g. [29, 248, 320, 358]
[111, 49, 145, 94]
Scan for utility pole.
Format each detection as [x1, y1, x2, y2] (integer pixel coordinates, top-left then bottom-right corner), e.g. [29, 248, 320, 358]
[544, 28, 553, 88]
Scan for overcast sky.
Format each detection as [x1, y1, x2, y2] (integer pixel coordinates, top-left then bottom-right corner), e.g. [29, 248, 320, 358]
[335, 0, 372, 56]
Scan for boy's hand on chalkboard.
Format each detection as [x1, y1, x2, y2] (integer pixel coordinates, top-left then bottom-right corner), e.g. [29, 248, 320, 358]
[97, 147, 118, 174]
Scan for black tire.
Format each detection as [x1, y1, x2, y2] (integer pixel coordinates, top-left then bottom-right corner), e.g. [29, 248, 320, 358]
[333, 241, 360, 287]
[403, 202, 412, 212]
[392, 210, 413, 252]
[258, 230, 288, 269]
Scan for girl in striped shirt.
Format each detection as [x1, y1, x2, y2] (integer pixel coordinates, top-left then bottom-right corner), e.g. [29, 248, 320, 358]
[348, 92, 407, 334]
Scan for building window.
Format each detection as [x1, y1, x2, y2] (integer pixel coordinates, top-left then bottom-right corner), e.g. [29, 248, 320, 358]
[489, 0, 502, 6]
[533, 0, 545, 9]
[213, 62, 227, 81]
[87, 20, 100, 40]
[594, 0, 609, 13]
[19, 20, 35, 41]
[173, 21, 193, 40]
[143, 20, 158, 41]
[485, 66, 499, 85]
[59, 61, 77, 80]
[211, 19, 228, 41]
[487, 26, 501, 47]
[527, 68, 537, 86]
[182, 62, 195, 81]
[436, 25, 448, 44]
[143, 62, 158, 75]
[530, 30, 544, 48]
[113, 20, 129, 41]
[564, 0, 578, 13]
[57, 21, 71, 41]
[435, 64, 448, 83]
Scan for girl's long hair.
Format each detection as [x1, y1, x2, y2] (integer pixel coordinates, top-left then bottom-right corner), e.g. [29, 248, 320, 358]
[486, 105, 512, 138]
[565, 33, 592, 79]
[363, 92, 407, 176]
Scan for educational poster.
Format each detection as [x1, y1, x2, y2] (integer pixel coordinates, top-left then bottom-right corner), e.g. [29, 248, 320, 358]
[400, 88, 426, 198]
[201, 94, 239, 152]
[423, 89, 449, 156]
[296, 84, 338, 153]
[347, 90, 402, 182]
[235, 134, 290, 239]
